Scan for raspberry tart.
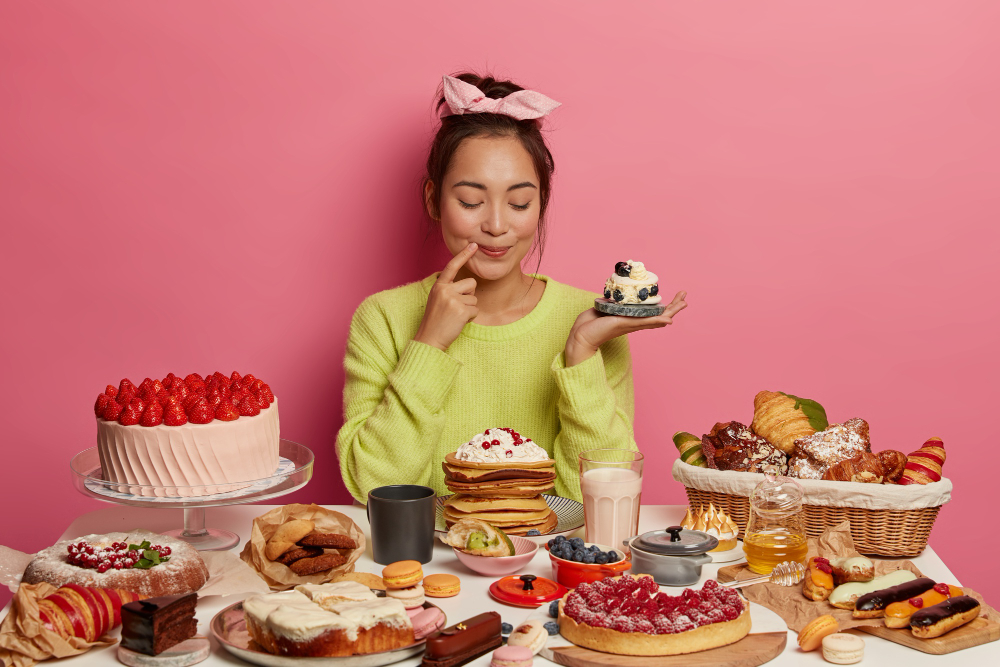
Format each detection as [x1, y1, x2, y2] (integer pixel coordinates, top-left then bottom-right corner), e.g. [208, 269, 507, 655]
[558, 575, 750, 656]
[94, 372, 279, 496]
[22, 532, 209, 598]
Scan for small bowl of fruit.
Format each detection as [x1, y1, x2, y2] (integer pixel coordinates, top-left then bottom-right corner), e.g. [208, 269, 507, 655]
[545, 536, 631, 588]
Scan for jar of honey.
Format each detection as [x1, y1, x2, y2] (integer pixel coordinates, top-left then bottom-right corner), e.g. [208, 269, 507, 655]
[743, 465, 807, 574]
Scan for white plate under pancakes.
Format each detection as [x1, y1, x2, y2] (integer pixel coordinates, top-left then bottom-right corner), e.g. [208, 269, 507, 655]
[435, 493, 584, 545]
[211, 598, 444, 667]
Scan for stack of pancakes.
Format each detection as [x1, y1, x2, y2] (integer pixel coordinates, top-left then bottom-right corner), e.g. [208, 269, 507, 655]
[442, 452, 557, 535]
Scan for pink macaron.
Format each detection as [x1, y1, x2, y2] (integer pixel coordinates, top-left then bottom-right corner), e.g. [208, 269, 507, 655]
[490, 645, 533, 667]
[410, 606, 445, 640]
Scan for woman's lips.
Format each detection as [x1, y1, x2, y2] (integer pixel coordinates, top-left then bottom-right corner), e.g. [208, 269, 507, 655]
[478, 245, 510, 258]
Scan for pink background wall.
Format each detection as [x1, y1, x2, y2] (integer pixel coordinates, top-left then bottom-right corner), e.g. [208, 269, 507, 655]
[2, 0, 998, 609]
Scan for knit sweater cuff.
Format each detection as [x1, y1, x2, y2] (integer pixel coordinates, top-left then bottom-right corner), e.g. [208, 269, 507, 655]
[551, 349, 610, 409]
[390, 340, 463, 411]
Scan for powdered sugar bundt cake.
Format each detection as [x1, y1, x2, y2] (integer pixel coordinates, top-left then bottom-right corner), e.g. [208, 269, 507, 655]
[94, 371, 279, 496]
[22, 532, 209, 598]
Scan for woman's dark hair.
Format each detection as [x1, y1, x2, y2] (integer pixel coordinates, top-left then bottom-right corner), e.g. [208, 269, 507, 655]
[423, 73, 556, 264]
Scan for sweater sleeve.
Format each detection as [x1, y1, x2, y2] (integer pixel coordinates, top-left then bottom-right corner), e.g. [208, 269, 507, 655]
[549, 335, 638, 501]
[335, 298, 462, 503]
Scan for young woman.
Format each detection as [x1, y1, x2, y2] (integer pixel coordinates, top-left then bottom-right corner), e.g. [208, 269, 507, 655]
[335, 73, 687, 503]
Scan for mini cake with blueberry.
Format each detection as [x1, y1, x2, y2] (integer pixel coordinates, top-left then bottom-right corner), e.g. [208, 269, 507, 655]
[595, 260, 666, 317]
[604, 260, 660, 304]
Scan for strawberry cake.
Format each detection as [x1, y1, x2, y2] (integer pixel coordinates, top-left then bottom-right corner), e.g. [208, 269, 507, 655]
[94, 372, 279, 497]
[558, 575, 750, 656]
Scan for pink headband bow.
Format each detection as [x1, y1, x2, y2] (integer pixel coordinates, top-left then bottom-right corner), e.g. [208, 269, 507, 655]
[440, 75, 560, 121]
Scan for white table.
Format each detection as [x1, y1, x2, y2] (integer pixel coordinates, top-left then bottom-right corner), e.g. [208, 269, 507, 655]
[27, 505, 1000, 665]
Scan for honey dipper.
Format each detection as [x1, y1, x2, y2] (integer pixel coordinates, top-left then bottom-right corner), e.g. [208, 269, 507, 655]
[720, 561, 806, 589]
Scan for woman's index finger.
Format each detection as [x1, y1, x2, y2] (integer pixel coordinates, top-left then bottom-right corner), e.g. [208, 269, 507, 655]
[438, 243, 478, 283]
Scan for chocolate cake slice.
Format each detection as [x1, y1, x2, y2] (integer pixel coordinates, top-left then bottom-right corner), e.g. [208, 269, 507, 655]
[121, 593, 198, 655]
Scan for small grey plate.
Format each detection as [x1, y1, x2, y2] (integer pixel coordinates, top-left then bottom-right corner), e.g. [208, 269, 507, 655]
[117, 637, 210, 667]
[210, 600, 440, 667]
[594, 298, 666, 318]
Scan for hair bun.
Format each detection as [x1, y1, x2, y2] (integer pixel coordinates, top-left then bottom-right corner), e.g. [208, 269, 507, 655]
[446, 72, 524, 102]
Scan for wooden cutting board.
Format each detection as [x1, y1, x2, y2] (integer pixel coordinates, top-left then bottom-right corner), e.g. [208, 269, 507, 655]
[857, 590, 1000, 655]
[539, 632, 786, 667]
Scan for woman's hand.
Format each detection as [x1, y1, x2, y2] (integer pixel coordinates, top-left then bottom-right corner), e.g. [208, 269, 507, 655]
[414, 243, 480, 351]
[564, 291, 688, 367]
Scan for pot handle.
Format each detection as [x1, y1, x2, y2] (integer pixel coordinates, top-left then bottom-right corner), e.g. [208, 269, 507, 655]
[600, 558, 633, 575]
[622, 537, 637, 550]
[693, 553, 713, 566]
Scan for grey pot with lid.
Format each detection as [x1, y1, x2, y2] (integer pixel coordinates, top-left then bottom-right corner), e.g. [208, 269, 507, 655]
[623, 525, 717, 586]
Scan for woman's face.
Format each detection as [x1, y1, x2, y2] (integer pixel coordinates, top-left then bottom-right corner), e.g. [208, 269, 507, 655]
[430, 135, 541, 282]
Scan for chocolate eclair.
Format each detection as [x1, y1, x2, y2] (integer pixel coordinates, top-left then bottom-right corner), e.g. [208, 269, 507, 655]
[422, 612, 502, 667]
[853, 577, 935, 619]
[910, 595, 981, 638]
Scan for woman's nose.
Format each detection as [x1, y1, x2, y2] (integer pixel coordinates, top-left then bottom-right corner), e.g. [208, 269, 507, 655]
[482, 204, 508, 237]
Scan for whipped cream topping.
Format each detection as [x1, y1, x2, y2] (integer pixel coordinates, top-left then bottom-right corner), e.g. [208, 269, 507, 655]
[604, 260, 661, 305]
[453, 428, 549, 463]
[627, 260, 648, 281]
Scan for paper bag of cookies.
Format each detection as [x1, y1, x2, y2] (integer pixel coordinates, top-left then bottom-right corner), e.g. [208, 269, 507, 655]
[240, 503, 366, 590]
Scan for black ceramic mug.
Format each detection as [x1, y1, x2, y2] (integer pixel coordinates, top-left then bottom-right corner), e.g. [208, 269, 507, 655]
[367, 485, 436, 564]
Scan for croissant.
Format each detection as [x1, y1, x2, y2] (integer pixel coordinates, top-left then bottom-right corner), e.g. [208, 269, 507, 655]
[37, 583, 143, 642]
[823, 451, 884, 483]
[751, 391, 829, 455]
[898, 438, 946, 485]
[672, 431, 707, 467]
[877, 450, 907, 483]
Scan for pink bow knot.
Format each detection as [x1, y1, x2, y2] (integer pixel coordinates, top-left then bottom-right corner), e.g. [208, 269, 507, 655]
[440, 75, 560, 121]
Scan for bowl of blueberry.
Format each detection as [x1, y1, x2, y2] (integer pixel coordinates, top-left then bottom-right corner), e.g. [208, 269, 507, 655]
[545, 536, 631, 588]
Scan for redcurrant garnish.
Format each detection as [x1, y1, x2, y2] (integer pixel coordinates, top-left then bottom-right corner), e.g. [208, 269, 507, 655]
[909, 596, 924, 608]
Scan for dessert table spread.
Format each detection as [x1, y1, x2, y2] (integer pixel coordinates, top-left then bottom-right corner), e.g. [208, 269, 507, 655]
[11, 504, 998, 666]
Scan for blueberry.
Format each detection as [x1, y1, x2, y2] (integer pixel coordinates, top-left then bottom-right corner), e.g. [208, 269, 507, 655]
[573, 549, 587, 562]
[612, 289, 623, 302]
[583, 553, 596, 564]
[569, 538, 585, 549]
[607, 550, 619, 563]
[614, 261, 631, 277]
[544, 621, 560, 636]
[595, 552, 609, 564]
[650, 284, 658, 297]
[604, 288, 611, 299]
[638, 287, 648, 301]
[554, 535, 567, 544]
[526, 529, 541, 536]
[502, 622, 513, 635]
[547, 539, 555, 549]
[548, 599, 560, 618]
[588, 545, 600, 552]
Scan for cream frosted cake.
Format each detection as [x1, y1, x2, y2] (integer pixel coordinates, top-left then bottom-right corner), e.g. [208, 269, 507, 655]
[243, 585, 415, 657]
[604, 260, 661, 304]
[94, 372, 279, 497]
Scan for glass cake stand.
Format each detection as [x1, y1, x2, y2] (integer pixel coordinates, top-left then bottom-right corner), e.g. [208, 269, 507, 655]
[70, 439, 314, 551]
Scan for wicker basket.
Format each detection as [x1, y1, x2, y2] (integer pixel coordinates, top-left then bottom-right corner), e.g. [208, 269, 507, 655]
[672, 461, 950, 558]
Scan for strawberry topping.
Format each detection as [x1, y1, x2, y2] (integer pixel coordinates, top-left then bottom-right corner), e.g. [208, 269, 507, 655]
[163, 402, 188, 426]
[118, 400, 143, 426]
[186, 397, 214, 424]
[238, 394, 261, 417]
[215, 399, 239, 421]
[105, 385, 118, 398]
[95, 393, 111, 416]
[140, 400, 164, 427]
[102, 399, 125, 421]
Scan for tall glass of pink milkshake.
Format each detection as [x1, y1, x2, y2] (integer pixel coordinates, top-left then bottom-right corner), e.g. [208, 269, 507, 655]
[579, 449, 644, 551]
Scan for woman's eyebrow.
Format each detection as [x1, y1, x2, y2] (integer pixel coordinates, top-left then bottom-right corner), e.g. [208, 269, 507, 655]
[452, 180, 537, 192]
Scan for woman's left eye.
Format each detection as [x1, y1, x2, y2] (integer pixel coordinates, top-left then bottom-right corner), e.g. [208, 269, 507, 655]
[510, 202, 530, 211]
[458, 200, 481, 209]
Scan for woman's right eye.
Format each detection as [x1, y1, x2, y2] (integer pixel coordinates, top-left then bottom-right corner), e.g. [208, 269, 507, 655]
[458, 200, 482, 209]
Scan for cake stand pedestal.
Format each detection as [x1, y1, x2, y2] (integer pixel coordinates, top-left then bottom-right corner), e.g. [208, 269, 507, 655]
[69, 439, 314, 551]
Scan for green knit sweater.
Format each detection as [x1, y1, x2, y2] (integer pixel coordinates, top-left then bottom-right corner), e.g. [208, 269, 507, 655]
[335, 274, 638, 504]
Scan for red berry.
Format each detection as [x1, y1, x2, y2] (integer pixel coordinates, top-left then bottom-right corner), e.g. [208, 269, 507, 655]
[152, 379, 164, 394]
[186, 397, 214, 424]
[492, 439, 500, 447]
[97, 563, 110, 573]
[933, 583, 950, 595]
[140, 400, 164, 427]
[102, 399, 125, 421]
[260, 384, 274, 404]
[160, 546, 171, 556]
[215, 399, 239, 422]
[816, 561, 833, 574]
[238, 395, 260, 417]
[506, 450, 513, 458]
[814, 557, 829, 564]
[118, 400, 143, 426]
[484, 429, 490, 435]
[256, 391, 269, 410]
[151, 545, 162, 552]
[481, 442, 490, 450]
[105, 384, 118, 398]
[231, 371, 242, 384]
[95, 393, 111, 416]
[118, 377, 137, 397]
[164, 402, 188, 426]
[909, 596, 924, 608]
[113, 561, 124, 570]
[242, 373, 257, 386]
